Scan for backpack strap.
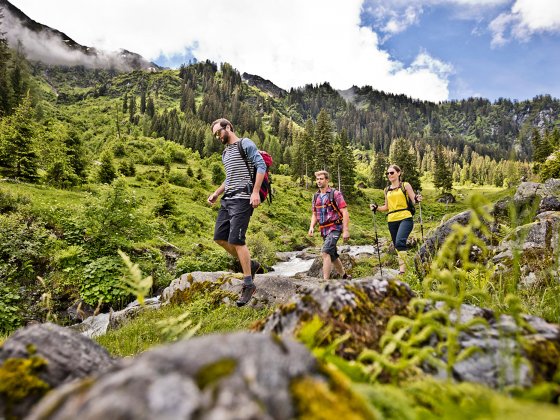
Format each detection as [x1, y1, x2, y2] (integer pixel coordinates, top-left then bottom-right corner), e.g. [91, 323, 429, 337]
[312, 191, 320, 211]
[387, 182, 414, 215]
[329, 189, 343, 219]
[237, 138, 255, 181]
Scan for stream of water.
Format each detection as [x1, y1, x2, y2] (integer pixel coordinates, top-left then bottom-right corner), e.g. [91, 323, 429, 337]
[268, 245, 377, 277]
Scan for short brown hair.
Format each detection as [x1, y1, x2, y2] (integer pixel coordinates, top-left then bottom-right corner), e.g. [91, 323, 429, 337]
[314, 170, 330, 180]
[210, 118, 234, 133]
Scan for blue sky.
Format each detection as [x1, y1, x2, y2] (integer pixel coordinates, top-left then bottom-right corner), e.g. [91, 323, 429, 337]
[6, 0, 560, 102]
[366, 1, 560, 101]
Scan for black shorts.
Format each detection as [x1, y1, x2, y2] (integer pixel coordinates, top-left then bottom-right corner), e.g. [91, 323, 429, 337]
[213, 198, 254, 245]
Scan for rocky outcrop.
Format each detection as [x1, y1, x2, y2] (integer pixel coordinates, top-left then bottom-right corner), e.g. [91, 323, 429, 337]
[27, 332, 372, 420]
[492, 210, 560, 287]
[260, 275, 414, 359]
[426, 303, 560, 388]
[0, 323, 114, 419]
[417, 210, 472, 264]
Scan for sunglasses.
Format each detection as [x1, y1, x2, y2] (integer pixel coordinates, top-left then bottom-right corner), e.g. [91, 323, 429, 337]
[214, 127, 225, 138]
[386, 171, 395, 176]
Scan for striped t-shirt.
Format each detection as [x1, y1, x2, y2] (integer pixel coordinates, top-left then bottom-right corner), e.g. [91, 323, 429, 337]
[222, 138, 266, 200]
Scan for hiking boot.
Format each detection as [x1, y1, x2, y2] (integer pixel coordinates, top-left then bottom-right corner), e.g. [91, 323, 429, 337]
[236, 284, 256, 307]
[250, 260, 262, 279]
[342, 273, 352, 280]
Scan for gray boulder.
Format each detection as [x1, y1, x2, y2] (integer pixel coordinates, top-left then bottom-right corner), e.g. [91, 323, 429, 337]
[0, 323, 114, 419]
[28, 333, 333, 420]
[306, 252, 355, 278]
[417, 210, 472, 265]
[261, 275, 413, 359]
[513, 179, 560, 217]
[426, 303, 560, 389]
[492, 211, 560, 287]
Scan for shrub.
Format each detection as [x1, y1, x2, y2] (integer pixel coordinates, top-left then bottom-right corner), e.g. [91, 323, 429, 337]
[211, 163, 225, 185]
[154, 182, 177, 217]
[247, 232, 276, 267]
[81, 256, 130, 307]
[175, 247, 232, 274]
[0, 285, 22, 333]
[80, 177, 153, 254]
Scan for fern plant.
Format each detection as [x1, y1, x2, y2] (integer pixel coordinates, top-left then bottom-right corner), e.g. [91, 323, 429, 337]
[359, 195, 495, 382]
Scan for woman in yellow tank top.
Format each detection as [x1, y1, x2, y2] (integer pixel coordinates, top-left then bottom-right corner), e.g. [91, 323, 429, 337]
[369, 165, 422, 274]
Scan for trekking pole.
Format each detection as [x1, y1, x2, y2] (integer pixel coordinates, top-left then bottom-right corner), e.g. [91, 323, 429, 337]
[371, 207, 383, 277]
[417, 197, 424, 242]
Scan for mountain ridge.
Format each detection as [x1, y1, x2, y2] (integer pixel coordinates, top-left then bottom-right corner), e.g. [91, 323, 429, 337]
[0, 0, 161, 71]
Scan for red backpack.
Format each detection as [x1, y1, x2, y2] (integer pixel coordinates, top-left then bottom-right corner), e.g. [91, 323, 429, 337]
[238, 139, 273, 204]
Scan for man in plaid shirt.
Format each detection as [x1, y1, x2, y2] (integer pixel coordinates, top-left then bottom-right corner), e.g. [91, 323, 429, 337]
[308, 170, 351, 280]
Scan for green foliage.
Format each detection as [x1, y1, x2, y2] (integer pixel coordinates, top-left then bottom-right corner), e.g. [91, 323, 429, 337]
[153, 181, 177, 217]
[433, 143, 453, 192]
[97, 149, 117, 184]
[389, 138, 421, 191]
[81, 177, 153, 254]
[0, 285, 22, 334]
[118, 250, 153, 305]
[175, 246, 232, 274]
[211, 162, 225, 185]
[538, 150, 560, 182]
[246, 232, 276, 267]
[371, 152, 388, 189]
[80, 256, 129, 307]
[0, 212, 55, 285]
[118, 159, 136, 176]
[0, 93, 38, 181]
[156, 311, 200, 342]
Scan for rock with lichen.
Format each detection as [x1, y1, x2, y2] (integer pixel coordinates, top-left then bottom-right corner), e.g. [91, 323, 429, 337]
[259, 276, 414, 359]
[425, 303, 560, 388]
[0, 323, 114, 419]
[27, 332, 375, 420]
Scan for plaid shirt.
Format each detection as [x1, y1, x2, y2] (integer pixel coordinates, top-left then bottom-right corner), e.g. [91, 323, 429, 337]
[312, 188, 347, 237]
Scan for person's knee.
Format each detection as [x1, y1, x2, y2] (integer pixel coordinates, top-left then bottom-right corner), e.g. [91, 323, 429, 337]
[215, 239, 228, 248]
[395, 239, 408, 251]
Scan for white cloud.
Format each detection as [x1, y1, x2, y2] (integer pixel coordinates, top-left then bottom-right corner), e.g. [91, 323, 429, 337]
[6, 0, 455, 101]
[364, 0, 511, 36]
[489, 0, 560, 46]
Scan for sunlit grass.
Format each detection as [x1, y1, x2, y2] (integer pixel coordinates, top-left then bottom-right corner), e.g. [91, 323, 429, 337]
[95, 296, 273, 357]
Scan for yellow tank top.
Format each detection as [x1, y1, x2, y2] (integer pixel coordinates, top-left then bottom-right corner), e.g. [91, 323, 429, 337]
[386, 183, 412, 222]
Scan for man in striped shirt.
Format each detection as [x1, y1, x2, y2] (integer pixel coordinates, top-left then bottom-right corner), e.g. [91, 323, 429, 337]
[207, 118, 267, 306]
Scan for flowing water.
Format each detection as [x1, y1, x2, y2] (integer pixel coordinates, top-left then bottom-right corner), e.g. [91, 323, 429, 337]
[268, 245, 377, 277]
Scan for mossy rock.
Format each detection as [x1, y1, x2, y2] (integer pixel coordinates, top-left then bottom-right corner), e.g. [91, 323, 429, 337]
[260, 277, 414, 359]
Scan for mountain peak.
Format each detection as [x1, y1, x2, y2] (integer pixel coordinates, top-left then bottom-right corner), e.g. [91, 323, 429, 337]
[0, 0, 160, 71]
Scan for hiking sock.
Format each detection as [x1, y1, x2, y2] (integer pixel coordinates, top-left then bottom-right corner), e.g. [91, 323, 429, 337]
[243, 275, 254, 286]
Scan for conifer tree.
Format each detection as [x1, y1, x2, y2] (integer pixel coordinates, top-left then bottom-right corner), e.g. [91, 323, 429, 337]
[140, 90, 146, 114]
[389, 137, 421, 191]
[371, 151, 388, 189]
[433, 144, 453, 192]
[330, 130, 356, 197]
[314, 109, 334, 172]
[97, 149, 117, 184]
[0, 12, 12, 116]
[146, 97, 155, 118]
[0, 93, 38, 181]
